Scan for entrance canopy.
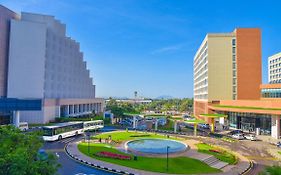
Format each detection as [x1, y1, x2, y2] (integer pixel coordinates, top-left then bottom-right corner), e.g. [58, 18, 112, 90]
[0, 98, 42, 111]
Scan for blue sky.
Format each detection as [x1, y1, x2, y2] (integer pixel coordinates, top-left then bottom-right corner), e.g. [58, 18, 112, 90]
[2, 0, 281, 98]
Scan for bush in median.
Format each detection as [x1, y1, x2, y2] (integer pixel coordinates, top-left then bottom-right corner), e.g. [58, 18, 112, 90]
[95, 151, 131, 160]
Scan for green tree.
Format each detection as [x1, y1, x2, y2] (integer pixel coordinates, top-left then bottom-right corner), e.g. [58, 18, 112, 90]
[260, 165, 281, 175]
[0, 125, 60, 175]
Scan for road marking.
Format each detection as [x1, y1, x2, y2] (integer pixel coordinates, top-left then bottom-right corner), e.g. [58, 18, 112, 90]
[59, 138, 75, 143]
[55, 152, 60, 158]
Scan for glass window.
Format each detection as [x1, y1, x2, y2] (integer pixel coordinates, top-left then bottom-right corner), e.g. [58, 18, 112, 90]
[232, 39, 236, 46]
[43, 128, 54, 136]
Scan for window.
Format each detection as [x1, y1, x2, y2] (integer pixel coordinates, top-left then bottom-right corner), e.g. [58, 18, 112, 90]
[233, 63, 236, 69]
[232, 39, 236, 46]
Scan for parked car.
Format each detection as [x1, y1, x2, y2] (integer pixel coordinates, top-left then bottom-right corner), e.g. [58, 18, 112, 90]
[245, 134, 257, 141]
[228, 130, 243, 135]
[232, 133, 245, 140]
[198, 123, 210, 129]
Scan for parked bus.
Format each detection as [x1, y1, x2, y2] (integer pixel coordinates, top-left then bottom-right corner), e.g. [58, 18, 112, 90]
[19, 122, 29, 131]
[42, 120, 104, 141]
[42, 121, 84, 141]
[83, 120, 104, 131]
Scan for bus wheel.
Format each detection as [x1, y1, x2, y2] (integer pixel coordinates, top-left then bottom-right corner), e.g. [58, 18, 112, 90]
[75, 131, 78, 136]
[58, 135, 62, 140]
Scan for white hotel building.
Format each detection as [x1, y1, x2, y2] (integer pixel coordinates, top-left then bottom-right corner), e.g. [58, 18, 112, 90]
[5, 11, 104, 124]
[268, 52, 281, 84]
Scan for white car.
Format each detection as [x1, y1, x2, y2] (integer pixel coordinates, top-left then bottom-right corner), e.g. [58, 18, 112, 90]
[232, 133, 244, 140]
[245, 134, 257, 141]
[198, 123, 210, 129]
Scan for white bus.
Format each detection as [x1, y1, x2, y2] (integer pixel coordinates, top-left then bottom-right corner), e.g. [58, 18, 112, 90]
[42, 121, 84, 141]
[42, 120, 105, 141]
[83, 120, 104, 131]
[19, 122, 29, 131]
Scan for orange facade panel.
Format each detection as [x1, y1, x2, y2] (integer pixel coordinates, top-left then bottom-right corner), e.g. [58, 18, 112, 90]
[260, 83, 281, 89]
[194, 100, 208, 118]
[236, 28, 261, 100]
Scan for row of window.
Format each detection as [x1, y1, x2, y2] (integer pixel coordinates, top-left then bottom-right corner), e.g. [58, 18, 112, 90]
[262, 89, 281, 98]
[269, 63, 281, 69]
[194, 42, 208, 65]
[270, 74, 281, 80]
[270, 68, 281, 74]
[269, 57, 281, 64]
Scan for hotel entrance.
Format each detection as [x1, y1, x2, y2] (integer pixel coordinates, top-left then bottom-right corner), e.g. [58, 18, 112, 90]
[227, 112, 272, 135]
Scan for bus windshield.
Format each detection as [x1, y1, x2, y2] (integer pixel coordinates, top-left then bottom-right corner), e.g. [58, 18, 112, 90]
[43, 128, 54, 136]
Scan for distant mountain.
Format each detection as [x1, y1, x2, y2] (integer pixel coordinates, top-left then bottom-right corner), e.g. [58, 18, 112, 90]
[155, 95, 174, 100]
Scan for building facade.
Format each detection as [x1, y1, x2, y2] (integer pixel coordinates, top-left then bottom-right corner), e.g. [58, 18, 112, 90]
[194, 28, 261, 118]
[193, 28, 281, 139]
[0, 5, 19, 97]
[0, 6, 104, 124]
[268, 52, 281, 84]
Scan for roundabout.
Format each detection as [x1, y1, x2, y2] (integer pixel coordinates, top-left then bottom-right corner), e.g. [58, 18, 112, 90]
[65, 130, 252, 174]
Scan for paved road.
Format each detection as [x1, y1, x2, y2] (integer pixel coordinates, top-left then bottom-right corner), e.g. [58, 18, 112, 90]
[43, 128, 117, 175]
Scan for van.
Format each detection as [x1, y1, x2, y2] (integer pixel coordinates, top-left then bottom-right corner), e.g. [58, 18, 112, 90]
[19, 122, 28, 131]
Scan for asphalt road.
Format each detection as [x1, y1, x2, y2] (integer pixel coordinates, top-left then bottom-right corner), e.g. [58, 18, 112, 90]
[43, 127, 117, 175]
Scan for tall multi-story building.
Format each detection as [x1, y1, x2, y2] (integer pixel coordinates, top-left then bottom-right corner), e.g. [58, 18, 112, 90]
[194, 28, 261, 117]
[268, 52, 281, 84]
[0, 5, 19, 97]
[193, 28, 281, 139]
[0, 6, 104, 124]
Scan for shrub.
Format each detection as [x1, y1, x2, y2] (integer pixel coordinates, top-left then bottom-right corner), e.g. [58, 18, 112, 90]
[95, 151, 131, 160]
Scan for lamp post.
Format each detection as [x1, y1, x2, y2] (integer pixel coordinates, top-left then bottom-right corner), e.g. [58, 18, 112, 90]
[166, 146, 170, 172]
[85, 131, 91, 154]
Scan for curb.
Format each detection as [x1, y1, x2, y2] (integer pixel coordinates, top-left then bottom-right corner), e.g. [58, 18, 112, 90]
[240, 160, 254, 175]
[64, 143, 137, 175]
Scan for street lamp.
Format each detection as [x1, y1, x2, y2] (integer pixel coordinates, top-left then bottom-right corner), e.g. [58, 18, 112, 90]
[166, 146, 170, 172]
[85, 131, 91, 154]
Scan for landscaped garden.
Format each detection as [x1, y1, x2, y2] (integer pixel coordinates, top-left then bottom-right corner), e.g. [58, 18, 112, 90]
[78, 131, 221, 174]
[196, 143, 237, 164]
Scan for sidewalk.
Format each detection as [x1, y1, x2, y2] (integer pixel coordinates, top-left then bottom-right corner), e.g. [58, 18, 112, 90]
[65, 140, 251, 175]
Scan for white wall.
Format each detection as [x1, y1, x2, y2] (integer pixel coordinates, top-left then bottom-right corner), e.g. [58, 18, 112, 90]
[7, 19, 46, 98]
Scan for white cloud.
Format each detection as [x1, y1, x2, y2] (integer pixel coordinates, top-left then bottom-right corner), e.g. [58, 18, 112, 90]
[151, 44, 184, 54]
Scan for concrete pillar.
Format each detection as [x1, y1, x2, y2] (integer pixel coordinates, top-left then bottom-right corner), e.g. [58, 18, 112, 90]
[211, 118, 215, 133]
[194, 123, 198, 136]
[271, 115, 280, 139]
[133, 115, 136, 129]
[66, 105, 69, 116]
[174, 121, 177, 133]
[155, 119, 158, 130]
[71, 105, 74, 114]
[13, 111, 20, 127]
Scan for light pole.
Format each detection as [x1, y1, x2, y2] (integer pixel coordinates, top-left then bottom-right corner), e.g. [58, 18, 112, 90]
[166, 146, 170, 172]
[86, 131, 91, 154]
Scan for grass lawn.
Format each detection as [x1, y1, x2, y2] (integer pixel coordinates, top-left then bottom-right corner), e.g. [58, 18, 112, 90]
[92, 131, 181, 142]
[196, 143, 237, 164]
[78, 143, 220, 174]
[278, 151, 281, 155]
